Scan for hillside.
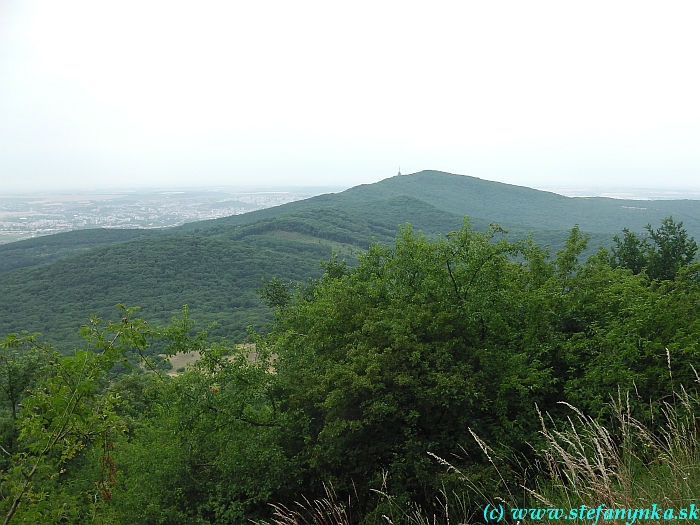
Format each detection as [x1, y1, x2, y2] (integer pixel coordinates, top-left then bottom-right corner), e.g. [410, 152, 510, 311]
[0, 232, 333, 349]
[0, 228, 163, 273]
[5, 171, 698, 274]
[0, 202, 466, 350]
[6, 206, 700, 524]
[1, 170, 696, 350]
[178, 170, 700, 238]
[340, 172, 700, 235]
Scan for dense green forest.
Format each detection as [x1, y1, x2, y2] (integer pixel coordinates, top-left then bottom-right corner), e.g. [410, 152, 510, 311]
[2, 214, 700, 524]
[177, 171, 700, 239]
[3, 171, 690, 351]
[6, 172, 700, 276]
[0, 229, 163, 273]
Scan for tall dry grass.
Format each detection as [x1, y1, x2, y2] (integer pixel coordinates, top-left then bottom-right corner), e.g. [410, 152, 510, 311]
[258, 377, 700, 525]
[529, 386, 700, 513]
[256, 484, 355, 525]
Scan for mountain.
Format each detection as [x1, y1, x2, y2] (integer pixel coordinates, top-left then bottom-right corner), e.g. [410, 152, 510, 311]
[0, 228, 163, 273]
[1, 170, 698, 351]
[177, 170, 700, 238]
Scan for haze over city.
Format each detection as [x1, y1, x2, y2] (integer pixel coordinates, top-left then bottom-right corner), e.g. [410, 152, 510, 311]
[1, 1, 699, 193]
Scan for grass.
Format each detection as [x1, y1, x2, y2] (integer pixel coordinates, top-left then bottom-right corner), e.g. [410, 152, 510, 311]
[255, 384, 700, 525]
[256, 484, 354, 525]
[528, 388, 700, 517]
[164, 350, 201, 375]
[163, 343, 261, 376]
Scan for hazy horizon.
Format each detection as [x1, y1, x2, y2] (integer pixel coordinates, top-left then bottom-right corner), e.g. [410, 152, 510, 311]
[4, 175, 700, 202]
[2, 2, 699, 193]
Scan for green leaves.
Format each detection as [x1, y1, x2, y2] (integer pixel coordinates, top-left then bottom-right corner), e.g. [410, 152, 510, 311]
[109, 340, 289, 524]
[0, 332, 48, 422]
[261, 221, 556, 511]
[610, 227, 649, 274]
[646, 217, 699, 281]
[2, 215, 700, 523]
[1, 344, 127, 524]
[257, 277, 295, 310]
[0, 305, 212, 524]
[258, 218, 700, 516]
[611, 217, 699, 281]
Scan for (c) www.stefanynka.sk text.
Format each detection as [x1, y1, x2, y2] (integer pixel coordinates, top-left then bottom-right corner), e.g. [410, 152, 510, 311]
[483, 503, 700, 524]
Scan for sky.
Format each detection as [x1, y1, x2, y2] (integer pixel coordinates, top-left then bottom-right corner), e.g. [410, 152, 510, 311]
[1, 1, 699, 193]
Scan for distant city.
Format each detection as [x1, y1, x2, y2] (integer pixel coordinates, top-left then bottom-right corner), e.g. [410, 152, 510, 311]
[0, 186, 345, 244]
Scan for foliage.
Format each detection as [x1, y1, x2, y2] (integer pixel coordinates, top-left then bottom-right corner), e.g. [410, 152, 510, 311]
[529, 388, 700, 513]
[0, 306, 205, 524]
[110, 342, 288, 525]
[257, 221, 562, 515]
[7, 172, 698, 355]
[257, 277, 296, 310]
[610, 216, 699, 280]
[0, 234, 333, 351]
[402, 389, 700, 525]
[0, 229, 161, 274]
[0, 333, 51, 482]
[2, 214, 700, 523]
[254, 217, 700, 521]
[177, 171, 700, 242]
[0, 333, 48, 422]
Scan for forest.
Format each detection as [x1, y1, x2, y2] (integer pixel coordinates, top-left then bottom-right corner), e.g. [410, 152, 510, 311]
[2, 215, 700, 524]
[3, 170, 692, 352]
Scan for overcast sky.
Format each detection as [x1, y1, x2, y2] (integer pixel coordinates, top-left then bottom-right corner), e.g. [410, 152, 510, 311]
[1, 1, 699, 193]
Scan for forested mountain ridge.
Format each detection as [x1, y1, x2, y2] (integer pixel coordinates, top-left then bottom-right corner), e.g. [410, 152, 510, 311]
[350, 171, 700, 234]
[0, 201, 466, 350]
[3, 216, 700, 524]
[5, 170, 698, 273]
[0, 170, 697, 351]
[177, 170, 700, 237]
[0, 228, 164, 273]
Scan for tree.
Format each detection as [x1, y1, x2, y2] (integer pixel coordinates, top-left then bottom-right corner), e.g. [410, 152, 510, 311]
[0, 333, 50, 486]
[0, 333, 47, 422]
[257, 277, 295, 310]
[610, 228, 649, 275]
[258, 221, 557, 515]
[610, 217, 698, 281]
[0, 305, 206, 524]
[110, 340, 288, 525]
[646, 217, 698, 281]
[1, 332, 125, 524]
